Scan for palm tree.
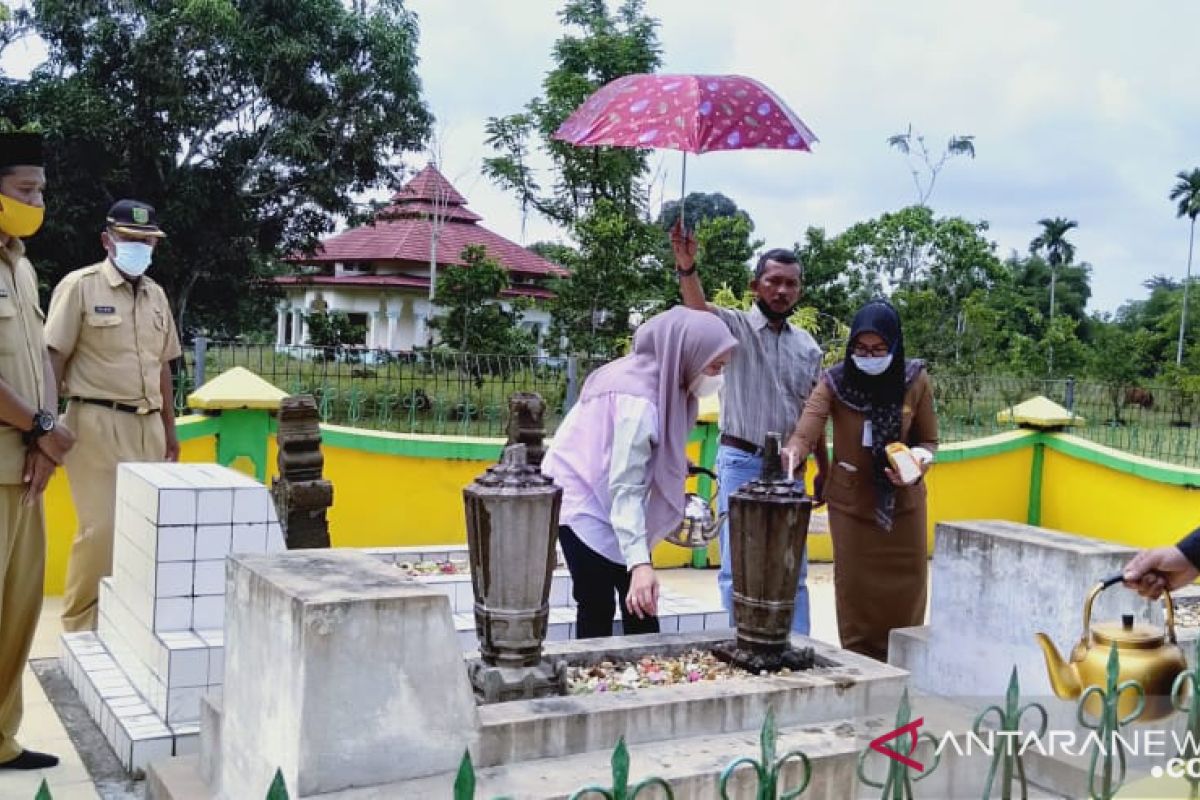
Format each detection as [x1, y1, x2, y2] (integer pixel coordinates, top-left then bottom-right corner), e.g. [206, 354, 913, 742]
[1170, 169, 1200, 365]
[1029, 217, 1079, 325]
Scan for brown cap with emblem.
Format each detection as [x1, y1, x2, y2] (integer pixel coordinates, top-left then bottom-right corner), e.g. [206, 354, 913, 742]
[106, 199, 166, 239]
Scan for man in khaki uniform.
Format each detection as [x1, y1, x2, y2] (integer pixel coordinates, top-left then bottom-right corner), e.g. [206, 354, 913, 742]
[0, 130, 75, 770]
[46, 199, 181, 633]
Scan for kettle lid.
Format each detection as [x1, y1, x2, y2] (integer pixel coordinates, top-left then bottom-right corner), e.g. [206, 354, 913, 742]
[1091, 613, 1165, 650]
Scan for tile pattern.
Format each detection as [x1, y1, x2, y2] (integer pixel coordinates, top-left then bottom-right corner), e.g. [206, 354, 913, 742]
[60, 464, 282, 774]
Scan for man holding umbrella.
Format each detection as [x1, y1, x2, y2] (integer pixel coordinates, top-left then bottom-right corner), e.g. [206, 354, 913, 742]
[672, 225, 826, 634]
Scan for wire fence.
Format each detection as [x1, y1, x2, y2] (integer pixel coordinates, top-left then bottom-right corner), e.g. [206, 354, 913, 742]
[932, 372, 1200, 467]
[172, 343, 1200, 467]
[174, 342, 605, 438]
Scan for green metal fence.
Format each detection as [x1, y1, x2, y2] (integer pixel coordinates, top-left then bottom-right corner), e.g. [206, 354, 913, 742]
[171, 342, 1200, 467]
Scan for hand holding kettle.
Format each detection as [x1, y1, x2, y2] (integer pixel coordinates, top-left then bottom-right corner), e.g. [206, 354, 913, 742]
[1123, 545, 1200, 600]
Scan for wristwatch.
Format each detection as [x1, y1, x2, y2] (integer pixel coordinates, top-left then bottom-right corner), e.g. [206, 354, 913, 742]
[22, 409, 56, 446]
[675, 264, 697, 277]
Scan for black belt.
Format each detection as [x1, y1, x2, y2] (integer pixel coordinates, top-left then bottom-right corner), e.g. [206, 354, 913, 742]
[69, 397, 159, 415]
[720, 434, 763, 455]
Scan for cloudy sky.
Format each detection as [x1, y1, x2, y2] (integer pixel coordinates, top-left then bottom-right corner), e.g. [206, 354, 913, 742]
[4, 1, 1197, 312]
[402, 0, 1200, 313]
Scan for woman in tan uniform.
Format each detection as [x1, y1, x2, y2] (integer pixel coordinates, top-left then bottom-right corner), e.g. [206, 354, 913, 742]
[783, 300, 937, 662]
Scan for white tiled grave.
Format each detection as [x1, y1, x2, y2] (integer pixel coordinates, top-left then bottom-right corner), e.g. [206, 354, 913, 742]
[60, 463, 284, 774]
[366, 545, 731, 650]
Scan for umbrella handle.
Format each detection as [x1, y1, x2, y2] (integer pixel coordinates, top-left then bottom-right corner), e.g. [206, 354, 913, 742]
[680, 151, 688, 230]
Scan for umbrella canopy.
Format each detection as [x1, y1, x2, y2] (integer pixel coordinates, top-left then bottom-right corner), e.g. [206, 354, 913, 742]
[553, 73, 817, 154]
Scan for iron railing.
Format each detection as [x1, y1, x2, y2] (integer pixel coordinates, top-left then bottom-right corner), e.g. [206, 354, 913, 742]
[33, 651, 1200, 799]
[172, 342, 1200, 466]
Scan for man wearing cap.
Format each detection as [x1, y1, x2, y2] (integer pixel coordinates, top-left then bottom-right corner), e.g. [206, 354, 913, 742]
[46, 199, 182, 632]
[0, 129, 75, 770]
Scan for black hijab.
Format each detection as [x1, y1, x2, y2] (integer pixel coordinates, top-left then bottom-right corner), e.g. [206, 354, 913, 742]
[824, 300, 924, 531]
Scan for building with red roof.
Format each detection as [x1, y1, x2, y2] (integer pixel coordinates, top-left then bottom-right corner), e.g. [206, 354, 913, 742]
[273, 164, 566, 351]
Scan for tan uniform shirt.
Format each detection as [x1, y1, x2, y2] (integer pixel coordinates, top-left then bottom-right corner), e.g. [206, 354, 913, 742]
[0, 239, 47, 484]
[44, 259, 181, 410]
[789, 369, 939, 521]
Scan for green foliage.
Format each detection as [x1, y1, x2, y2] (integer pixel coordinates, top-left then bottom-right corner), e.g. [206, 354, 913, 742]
[483, 0, 662, 227]
[656, 191, 741, 231]
[304, 310, 366, 354]
[1171, 169, 1200, 221]
[429, 245, 536, 356]
[0, 0, 431, 336]
[549, 200, 661, 358]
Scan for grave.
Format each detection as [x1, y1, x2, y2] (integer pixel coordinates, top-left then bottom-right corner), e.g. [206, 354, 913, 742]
[60, 463, 285, 773]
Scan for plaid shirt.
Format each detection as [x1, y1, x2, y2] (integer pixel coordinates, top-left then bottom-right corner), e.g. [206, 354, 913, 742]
[712, 304, 823, 449]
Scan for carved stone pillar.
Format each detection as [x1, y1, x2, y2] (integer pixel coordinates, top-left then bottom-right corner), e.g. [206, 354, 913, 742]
[271, 395, 334, 549]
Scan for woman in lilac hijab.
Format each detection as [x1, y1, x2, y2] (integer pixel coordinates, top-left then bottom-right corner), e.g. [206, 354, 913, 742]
[542, 307, 738, 638]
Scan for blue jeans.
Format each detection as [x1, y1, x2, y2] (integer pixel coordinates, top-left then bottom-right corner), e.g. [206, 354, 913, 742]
[716, 445, 811, 635]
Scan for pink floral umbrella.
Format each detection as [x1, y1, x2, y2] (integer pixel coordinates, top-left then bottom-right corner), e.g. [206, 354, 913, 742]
[553, 73, 817, 224]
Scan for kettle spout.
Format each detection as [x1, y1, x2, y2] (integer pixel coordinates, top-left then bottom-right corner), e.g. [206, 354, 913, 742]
[1035, 633, 1082, 700]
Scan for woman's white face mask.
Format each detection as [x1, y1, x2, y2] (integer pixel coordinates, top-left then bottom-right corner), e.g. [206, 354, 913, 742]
[852, 354, 893, 376]
[689, 373, 724, 398]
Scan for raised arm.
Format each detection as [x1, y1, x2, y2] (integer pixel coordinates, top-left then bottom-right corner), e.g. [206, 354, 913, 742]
[670, 220, 713, 313]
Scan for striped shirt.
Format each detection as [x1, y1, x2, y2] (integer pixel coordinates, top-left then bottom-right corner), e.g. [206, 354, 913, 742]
[712, 304, 823, 448]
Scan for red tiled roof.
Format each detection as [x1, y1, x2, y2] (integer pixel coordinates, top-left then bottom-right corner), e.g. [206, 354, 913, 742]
[376, 200, 482, 223]
[291, 164, 567, 279]
[302, 219, 566, 277]
[273, 274, 555, 300]
[392, 164, 468, 206]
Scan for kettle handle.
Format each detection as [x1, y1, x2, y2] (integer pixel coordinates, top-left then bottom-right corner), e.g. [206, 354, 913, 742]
[1084, 573, 1178, 645]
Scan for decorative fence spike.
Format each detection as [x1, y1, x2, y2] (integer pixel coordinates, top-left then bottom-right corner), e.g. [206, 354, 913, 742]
[454, 750, 477, 800]
[1077, 643, 1144, 800]
[1170, 636, 1200, 797]
[568, 737, 675, 800]
[719, 706, 812, 799]
[857, 689, 941, 799]
[265, 768, 290, 800]
[973, 666, 1047, 799]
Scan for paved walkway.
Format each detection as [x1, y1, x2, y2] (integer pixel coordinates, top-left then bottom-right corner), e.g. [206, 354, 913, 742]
[1, 565, 845, 799]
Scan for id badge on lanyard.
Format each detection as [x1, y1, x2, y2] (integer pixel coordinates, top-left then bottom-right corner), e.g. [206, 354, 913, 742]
[862, 419, 873, 448]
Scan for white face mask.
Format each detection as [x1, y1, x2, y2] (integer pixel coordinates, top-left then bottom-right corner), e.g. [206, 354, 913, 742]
[852, 354, 893, 376]
[689, 373, 724, 398]
[113, 241, 154, 277]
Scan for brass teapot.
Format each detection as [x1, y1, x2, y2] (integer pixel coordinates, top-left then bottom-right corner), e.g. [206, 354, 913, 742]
[664, 465, 726, 549]
[1035, 574, 1187, 722]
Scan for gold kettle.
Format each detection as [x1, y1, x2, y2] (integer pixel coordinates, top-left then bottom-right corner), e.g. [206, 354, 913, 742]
[1035, 574, 1187, 722]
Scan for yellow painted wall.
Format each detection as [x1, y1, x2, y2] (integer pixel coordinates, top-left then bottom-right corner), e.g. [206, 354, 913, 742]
[39, 418, 1199, 595]
[925, 446, 1033, 548]
[44, 431, 218, 595]
[1040, 447, 1200, 548]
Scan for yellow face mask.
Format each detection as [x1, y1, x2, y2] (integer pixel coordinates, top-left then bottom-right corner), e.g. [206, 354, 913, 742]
[0, 195, 45, 238]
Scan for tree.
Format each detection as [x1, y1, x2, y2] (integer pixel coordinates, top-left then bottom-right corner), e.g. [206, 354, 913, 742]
[1089, 318, 1151, 425]
[1030, 217, 1080, 372]
[657, 191, 740, 231]
[887, 124, 976, 207]
[548, 199, 661, 358]
[1, 0, 431, 337]
[483, 0, 662, 227]
[304, 310, 366, 361]
[1170, 168, 1200, 365]
[429, 245, 535, 356]
[1029, 217, 1079, 325]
